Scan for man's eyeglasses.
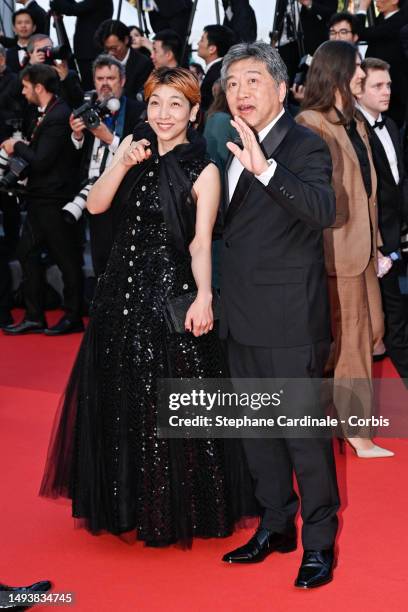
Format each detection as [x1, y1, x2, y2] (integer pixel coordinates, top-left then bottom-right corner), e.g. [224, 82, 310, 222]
[329, 28, 353, 38]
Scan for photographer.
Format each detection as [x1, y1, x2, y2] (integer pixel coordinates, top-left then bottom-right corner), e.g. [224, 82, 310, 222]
[69, 54, 145, 276]
[49, 0, 114, 90]
[1, 64, 84, 336]
[26, 33, 84, 109]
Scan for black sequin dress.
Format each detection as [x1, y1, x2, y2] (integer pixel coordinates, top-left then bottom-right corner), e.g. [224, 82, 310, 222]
[40, 152, 255, 546]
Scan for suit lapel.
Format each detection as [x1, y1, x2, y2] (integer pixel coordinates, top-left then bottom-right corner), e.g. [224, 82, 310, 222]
[385, 117, 403, 182]
[224, 112, 293, 225]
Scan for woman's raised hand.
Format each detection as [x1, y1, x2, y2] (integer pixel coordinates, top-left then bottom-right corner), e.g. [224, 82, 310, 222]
[120, 139, 152, 168]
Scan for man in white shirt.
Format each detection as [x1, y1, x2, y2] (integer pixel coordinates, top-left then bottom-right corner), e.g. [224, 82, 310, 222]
[6, 9, 36, 73]
[356, 57, 408, 384]
[16, 0, 48, 35]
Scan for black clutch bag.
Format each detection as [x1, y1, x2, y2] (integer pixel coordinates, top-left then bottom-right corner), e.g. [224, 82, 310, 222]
[163, 290, 221, 334]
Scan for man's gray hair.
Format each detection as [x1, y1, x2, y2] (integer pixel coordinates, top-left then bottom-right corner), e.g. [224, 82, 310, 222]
[0, 44, 6, 58]
[220, 41, 288, 90]
[27, 34, 51, 54]
[92, 54, 125, 79]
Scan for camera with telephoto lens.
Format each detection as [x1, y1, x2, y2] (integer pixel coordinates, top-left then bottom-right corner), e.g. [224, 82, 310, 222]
[38, 44, 72, 64]
[61, 179, 97, 223]
[0, 120, 24, 181]
[0, 149, 10, 178]
[72, 91, 121, 130]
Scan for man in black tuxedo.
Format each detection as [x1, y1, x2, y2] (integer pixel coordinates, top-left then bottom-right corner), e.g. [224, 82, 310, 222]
[49, 0, 113, 89]
[94, 20, 153, 99]
[356, 0, 408, 126]
[219, 42, 340, 589]
[69, 55, 145, 276]
[5, 9, 36, 74]
[197, 25, 235, 113]
[16, 0, 48, 35]
[357, 58, 408, 384]
[1, 64, 84, 336]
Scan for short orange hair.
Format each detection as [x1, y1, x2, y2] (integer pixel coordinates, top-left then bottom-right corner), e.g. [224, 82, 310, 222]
[144, 67, 201, 106]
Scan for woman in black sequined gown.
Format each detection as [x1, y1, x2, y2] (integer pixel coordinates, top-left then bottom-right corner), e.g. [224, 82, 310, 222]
[40, 68, 255, 546]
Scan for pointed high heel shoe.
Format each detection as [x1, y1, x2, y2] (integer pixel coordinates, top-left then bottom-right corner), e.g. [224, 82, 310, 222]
[346, 439, 394, 458]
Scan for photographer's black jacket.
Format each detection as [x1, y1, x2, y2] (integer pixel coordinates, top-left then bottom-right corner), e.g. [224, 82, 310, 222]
[51, 0, 113, 60]
[13, 97, 79, 204]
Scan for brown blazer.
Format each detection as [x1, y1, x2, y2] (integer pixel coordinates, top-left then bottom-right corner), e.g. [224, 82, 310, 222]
[296, 108, 380, 277]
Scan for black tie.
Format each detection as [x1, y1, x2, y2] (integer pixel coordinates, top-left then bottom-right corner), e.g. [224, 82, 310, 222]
[374, 118, 385, 130]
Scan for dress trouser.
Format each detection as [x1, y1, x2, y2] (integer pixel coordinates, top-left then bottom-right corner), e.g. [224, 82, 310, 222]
[17, 204, 83, 322]
[328, 259, 384, 432]
[379, 261, 408, 386]
[227, 336, 340, 550]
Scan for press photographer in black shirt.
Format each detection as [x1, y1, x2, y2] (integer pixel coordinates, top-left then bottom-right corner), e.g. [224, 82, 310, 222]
[1, 64, 84, 336]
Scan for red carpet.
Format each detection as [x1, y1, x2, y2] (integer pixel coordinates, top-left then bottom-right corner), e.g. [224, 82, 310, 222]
[1, 311, 407, 611]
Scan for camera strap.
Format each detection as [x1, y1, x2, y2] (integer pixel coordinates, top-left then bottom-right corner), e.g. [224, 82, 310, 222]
[30, 96, 59, 141]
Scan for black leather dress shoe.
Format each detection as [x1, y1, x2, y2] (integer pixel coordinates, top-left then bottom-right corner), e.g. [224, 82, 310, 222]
[222, 526, 297, 564]
[0, 580, 52, 609]
[44, 317, 84, 336]
[3, 320, 45, 335]
[294, 549, 335, 589]
[0, 312, 13, 329]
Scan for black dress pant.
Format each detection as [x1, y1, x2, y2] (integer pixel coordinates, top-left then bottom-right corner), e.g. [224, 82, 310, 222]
[17, 204, 83, 322]
[227, 336, 340, 550]
[76, 58, 94, 91]
[380, 261, 408, 385]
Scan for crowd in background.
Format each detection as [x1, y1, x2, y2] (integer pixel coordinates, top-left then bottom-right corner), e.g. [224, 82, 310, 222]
[0, 0, 407, 377]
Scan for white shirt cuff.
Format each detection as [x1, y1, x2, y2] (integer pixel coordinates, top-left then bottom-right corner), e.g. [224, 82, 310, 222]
[109, 134, 120, 154]
[71, 133, 84, 149]
[356, 10, 367, 14]
[255, 159, 277, 186]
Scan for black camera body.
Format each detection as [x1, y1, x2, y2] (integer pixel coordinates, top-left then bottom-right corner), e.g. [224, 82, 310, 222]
[293, 54, 313, 88]
[72, 91, 121, 130]
[38, 44, 72, 64]
[0, 156, 30, 189]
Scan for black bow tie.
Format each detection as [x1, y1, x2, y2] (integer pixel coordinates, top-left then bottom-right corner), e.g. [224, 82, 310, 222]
[374, 118, 385, 130]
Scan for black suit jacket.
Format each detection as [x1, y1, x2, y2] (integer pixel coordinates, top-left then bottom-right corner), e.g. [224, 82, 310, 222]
[300, 0, 338, 54]
[124, 48, 153, 99]
[51, 0, 113, 59]
[357, 11, 408, 126]
[153, 0, 192, 18]
[220, 112, 335, 347]
[13, 97, 78, 204]
[200, 60, 222, 113]
[364, 115, 408, 254]
[5, 46, 29, 74]
[26, 0, 49, 34]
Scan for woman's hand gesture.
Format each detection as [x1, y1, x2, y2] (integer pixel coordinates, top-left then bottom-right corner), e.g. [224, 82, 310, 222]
[120, 139, 152, 168]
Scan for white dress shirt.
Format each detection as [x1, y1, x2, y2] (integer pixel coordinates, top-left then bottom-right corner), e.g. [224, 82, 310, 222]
[72, 133, 120, 179]
[357, 104, 399, 185]
[120, 48, 131, 67]
[228, 108, 285, 202]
